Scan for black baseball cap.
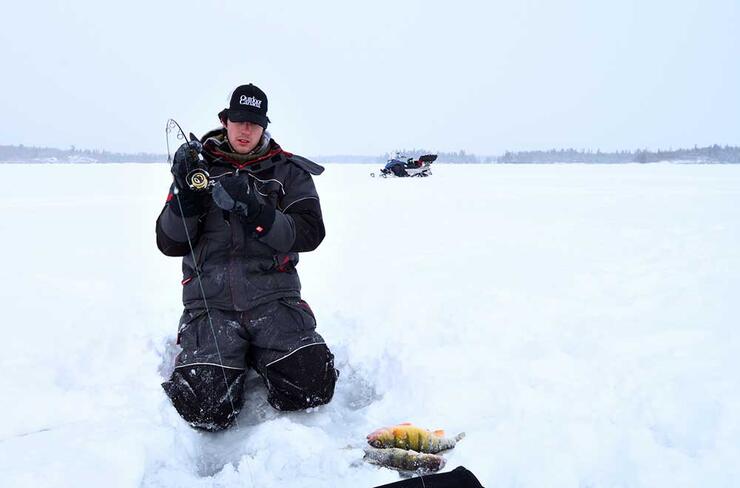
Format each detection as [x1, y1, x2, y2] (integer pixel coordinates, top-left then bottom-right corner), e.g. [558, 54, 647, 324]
[222, 84, 270, 128]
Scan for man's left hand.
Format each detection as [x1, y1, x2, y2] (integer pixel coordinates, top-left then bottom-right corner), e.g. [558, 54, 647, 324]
[212, 174, 263, 222]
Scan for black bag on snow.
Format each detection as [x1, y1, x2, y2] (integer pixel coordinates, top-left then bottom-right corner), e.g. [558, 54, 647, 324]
[372, 466, 484, 488]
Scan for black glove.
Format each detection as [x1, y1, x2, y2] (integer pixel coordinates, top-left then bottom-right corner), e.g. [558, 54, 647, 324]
[168, 183, 207, 218]
[169, 141, 208, 218]
[171, 141, 202, 191]
[212, 175, 275, 234]
[212, 174, 260, 217]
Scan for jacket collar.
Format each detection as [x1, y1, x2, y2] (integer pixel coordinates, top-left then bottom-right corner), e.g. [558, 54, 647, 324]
[202, 129, 285, 170]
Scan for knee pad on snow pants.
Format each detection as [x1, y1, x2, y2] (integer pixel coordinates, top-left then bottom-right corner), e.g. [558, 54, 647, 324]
[260, 342, 338, 411]
[162, 365, 246, 431]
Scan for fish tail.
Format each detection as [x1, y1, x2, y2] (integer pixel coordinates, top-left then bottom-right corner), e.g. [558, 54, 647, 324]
[427, 431, 465, 453]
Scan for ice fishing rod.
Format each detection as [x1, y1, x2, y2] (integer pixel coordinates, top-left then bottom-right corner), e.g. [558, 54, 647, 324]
[164, 118, 242, 431]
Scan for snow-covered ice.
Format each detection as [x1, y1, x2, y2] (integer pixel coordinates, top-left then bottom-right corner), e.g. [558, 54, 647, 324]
[0, 163, 739, 487]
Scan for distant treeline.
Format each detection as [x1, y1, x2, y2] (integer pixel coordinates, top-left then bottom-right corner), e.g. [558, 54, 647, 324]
[494, 145, 740, 164]
[382, 145, 740, 164]
[0, 144, 166, 163]
[2, 143, 739, 164]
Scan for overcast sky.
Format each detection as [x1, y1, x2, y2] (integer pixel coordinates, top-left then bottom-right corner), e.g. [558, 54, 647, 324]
[1, 0, 738, 156]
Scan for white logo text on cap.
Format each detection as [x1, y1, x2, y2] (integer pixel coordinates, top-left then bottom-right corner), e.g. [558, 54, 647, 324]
[239, 95, 262, 109]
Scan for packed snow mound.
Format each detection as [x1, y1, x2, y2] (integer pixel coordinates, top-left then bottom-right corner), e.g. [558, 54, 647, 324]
[1, 163, 739, 487]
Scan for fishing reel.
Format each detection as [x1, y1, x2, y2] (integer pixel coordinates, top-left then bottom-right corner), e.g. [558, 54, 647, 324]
[185, 166, 211, 191]
[181, 138, 212, 192]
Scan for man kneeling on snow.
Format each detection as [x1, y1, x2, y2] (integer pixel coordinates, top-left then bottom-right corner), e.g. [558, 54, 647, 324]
[156, 83, 338, 431]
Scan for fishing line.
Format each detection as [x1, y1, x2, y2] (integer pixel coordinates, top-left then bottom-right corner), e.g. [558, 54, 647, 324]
[165, 119, 241, 431]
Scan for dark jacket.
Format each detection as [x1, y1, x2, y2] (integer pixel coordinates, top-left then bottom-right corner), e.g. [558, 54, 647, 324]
[156, 130, 325, 311]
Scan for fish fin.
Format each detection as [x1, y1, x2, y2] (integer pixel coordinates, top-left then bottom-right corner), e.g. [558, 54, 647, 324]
[455, 432, 466, 441]
[433, 429, 446, 437]
[398, 422, 413, 426]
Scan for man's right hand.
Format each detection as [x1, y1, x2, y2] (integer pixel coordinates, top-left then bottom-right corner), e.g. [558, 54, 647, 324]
[169, 141, 207, 218]
[172, 141, 202, 191]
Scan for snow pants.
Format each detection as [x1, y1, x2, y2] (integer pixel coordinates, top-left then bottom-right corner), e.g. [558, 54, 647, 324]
[162, 298, 338, 431]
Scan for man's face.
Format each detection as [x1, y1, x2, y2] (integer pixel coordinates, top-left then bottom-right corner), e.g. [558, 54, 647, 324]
[224, 119, 264, 154]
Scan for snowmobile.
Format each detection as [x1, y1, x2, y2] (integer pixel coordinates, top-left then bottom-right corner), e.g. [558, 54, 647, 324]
[371, 154, 438, 178]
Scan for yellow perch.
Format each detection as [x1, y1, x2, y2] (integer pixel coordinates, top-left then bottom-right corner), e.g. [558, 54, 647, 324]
[363, 447, 446, 473]
[366, 423, 465, 454]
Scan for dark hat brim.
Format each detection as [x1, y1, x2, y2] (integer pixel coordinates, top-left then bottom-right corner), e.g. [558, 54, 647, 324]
[226, 108, 270, 127]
